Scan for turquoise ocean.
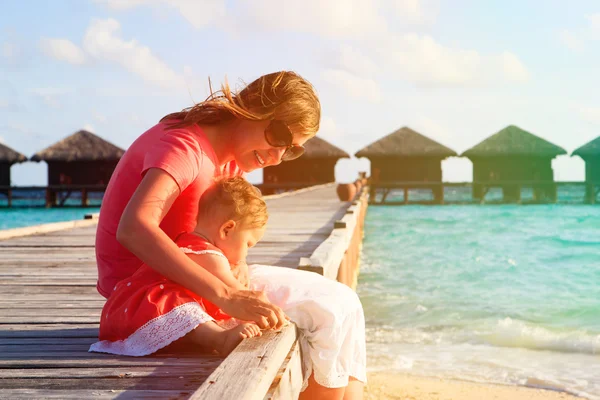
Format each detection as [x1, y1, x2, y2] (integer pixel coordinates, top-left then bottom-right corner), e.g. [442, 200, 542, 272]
[0, 207, 101, 230]
[358, 205, 600, 399]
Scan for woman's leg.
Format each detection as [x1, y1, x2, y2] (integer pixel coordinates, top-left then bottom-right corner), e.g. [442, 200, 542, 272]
[299, 372, 345, 400]
[343, 377, 364, 400]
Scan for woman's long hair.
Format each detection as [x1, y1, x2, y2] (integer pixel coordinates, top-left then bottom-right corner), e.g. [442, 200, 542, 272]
[161, 71, 321, 137]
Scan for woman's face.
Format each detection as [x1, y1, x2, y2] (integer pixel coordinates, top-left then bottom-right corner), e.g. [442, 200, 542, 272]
[232, 120, 311, 173]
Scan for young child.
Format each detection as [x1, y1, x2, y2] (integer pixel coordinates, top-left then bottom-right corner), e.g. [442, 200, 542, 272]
[90, 177, 267, 356]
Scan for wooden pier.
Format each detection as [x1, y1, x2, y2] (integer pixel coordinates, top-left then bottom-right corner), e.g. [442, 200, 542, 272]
[0, 183, 368, 399]
[370, 181, 599, 205]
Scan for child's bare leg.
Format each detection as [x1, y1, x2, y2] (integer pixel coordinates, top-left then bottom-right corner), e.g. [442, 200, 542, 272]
[187, 321, 261, 356]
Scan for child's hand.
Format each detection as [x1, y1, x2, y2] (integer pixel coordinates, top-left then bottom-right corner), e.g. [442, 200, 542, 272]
[231, 260, 249, 288]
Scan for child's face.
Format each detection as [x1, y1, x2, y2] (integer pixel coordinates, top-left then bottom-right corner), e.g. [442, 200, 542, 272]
[217, 222, 266, 265]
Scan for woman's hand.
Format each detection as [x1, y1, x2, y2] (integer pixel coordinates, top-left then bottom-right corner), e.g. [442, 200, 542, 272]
[218, 289, 288, 330]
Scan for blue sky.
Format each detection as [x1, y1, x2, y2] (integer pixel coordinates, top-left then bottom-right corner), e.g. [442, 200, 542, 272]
[1, 0, 599, 185]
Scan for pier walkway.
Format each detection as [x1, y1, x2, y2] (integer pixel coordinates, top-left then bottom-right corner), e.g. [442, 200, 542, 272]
[0, 183, 367, 399]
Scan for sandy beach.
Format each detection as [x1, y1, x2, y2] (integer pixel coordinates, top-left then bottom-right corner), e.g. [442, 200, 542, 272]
[364, 372, 582, 400]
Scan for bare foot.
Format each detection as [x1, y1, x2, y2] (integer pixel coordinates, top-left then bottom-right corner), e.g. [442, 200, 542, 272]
[218, 323, 262, 355]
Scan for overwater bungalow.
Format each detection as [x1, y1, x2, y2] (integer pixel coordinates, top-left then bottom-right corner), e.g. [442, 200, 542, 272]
[262, 136, 349, 193]
[30, 130, 125, 206]
[0, 143, 27, 204]
[572, 135, 600, 204]
[462, 125, 567, 202]
[354, 126, 457, 203]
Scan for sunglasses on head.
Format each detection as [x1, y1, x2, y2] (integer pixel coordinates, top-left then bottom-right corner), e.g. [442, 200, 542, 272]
[264, 120, 305, 161]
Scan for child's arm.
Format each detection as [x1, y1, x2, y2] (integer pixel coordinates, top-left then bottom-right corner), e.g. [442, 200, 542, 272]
[185, 253, 246, 290]
[231, 260, 249, 288]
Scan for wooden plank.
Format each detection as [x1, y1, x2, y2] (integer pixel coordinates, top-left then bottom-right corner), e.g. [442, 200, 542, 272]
[264, 339, 303, 400]
[0, 316, 100, 324]
[0, 219, 98, 240]
[0, 286, 99, 294]
[0, 365, 221, 378]
[0, 376, 206, 390]
[0, 350, 222, 360]
[0, 337, 97, 345]
[0, 279, 97, 285]
[190, 324, 297, 400]
[0, 343, 101, 352]
[0, 309, 101, 317]
[0, 324, 99, 338]
[300, 191, 364, 280]
[0, 356, 224, 368]
[0, 389, 191, 399]
[0, 300, 105, 309]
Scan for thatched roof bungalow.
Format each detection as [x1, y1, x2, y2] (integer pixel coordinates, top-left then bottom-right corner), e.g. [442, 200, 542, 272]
[572, 136, 600, 203]
[572, 136, 600, 183]
[30, 130, 125, 186]
[462, 125, 566, 200]
[0, 143, 27, 188]
[263, 137, 349, 186]
[355, 126, 457, 183]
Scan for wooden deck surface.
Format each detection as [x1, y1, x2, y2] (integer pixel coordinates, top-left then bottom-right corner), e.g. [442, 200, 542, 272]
[0, 184, 350, 399]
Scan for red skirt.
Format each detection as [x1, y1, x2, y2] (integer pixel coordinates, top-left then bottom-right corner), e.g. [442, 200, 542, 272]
[90, 234, 232, 356]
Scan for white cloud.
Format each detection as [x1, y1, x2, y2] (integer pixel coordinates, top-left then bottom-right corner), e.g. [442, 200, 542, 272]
[29, 87, 72, 109]
[239, 0, 387, 38]
[95, 0, 226, 29]
[318, 116, 342, 140]
[558, 29, 585, 52]
[0, 123, 42, 139]
[39, 38, 87, 65]
[380, 34, 529, 86]
[410, 116, 453, 143]
[327, 44, 379, 77]
[83, 18, 185, 88]
[0, 100, 21, 112]
[92, 110, 107, 123]
[501, 51, 529, 82]
[2, 42, 18, 61]
[392, 0, 438, 25]
[587, 13, 600, 39]
[580, 107, 600, 125]
[82, 123, 96, 133]
[0, 135, 4, 143]
[94, 0, 149, 10]
[558, 13, 600, 51]
[321, 69, 382, 103]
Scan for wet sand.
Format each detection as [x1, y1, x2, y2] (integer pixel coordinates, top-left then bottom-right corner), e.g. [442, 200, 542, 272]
[364, 372, 582, 400]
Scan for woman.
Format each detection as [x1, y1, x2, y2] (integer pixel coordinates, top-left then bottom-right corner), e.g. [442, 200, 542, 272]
[95, 71, 365, 399]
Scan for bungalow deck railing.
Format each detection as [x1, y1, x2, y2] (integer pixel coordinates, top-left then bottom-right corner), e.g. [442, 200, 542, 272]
[0, 183, 333, 207]
[0, 184, 108, 208]
[369, 181, 599, 205]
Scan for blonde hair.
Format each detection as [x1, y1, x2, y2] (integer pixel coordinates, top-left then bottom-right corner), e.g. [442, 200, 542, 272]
[198, 177, 268, 228]
[161, 71, 321, 138]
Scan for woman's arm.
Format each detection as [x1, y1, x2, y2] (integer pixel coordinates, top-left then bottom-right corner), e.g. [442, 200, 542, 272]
[186, 253, 246, 290]
[116, 168, 285, 328]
